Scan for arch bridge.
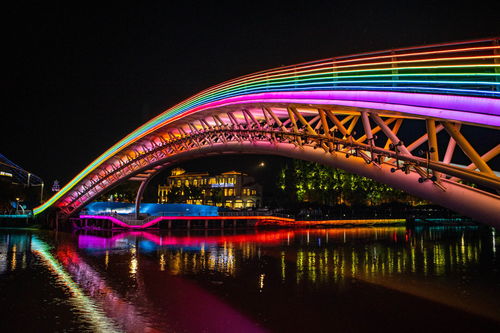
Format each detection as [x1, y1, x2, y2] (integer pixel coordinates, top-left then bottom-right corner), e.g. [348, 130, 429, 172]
[33, 39, 500, 226]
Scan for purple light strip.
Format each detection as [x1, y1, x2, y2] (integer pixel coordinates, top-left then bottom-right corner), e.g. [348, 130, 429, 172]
[181, 91, 499, 127]
[79, 215, 153, 229]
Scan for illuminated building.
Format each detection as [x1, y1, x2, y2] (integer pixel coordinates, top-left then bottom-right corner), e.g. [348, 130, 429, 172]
[158, 168, 261, 208]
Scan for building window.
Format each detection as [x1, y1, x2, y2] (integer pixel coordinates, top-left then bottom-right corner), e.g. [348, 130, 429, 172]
[159, 170, 261, 207]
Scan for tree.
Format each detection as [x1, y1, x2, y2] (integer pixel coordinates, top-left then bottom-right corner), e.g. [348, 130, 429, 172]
[184, 185, 202, 202]
[210, 187, 224, 205]
[166, 186, 184, 203]
[278, 160, 418, 206]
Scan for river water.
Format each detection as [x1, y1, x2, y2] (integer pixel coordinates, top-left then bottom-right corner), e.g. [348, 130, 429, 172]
[0, 226, 499, 332]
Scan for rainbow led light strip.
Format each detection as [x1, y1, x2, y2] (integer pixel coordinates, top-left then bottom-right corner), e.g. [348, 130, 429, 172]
[33, 39, 500, 215]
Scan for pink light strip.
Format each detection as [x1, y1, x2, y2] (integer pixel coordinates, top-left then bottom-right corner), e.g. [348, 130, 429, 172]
[79, 215, 295, 229]
[174, 91, 500, 127]
[80, 230, 292, 246]
[80, 215, 146, 229]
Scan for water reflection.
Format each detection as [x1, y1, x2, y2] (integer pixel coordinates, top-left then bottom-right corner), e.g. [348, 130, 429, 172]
[0, 227, 499, 332]
[75, 227, 490, 281]
[31, 236, 121, 333]
[71, 227, 500, 326]
[0, 233, 31, 273]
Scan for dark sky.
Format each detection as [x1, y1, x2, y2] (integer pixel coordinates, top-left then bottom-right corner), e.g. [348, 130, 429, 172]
[1, 1, 499, 186]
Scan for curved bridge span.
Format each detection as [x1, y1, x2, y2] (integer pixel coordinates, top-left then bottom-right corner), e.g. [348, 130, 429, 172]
[34, 39, 500, 226]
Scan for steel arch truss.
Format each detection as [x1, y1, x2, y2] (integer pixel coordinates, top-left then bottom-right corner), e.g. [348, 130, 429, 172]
[31, 38, 500, 225]
[57, 104, 500, 225]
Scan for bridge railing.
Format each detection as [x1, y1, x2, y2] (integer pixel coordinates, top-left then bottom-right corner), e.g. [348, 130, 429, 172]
[218, 211, 294, 219]
[0, 210, 33, 219]
[205, 37, 500, 101]
[80, 210, 294, 221]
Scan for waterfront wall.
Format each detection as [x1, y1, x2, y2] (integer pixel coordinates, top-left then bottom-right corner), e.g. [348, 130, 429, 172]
[83, 202, 218, 216]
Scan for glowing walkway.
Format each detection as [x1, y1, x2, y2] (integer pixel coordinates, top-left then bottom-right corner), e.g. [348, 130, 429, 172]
[76, 214, 404, 229]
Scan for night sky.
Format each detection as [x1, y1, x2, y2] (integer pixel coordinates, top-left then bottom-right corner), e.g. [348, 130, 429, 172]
[1, 1, 499, 187]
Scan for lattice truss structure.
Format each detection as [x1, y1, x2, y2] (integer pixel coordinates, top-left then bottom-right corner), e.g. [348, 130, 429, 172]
[57, 106, 499, 217]
[33, 38, 500, 225]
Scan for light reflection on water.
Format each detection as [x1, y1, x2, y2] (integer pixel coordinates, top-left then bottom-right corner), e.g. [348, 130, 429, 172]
[78, 227, 486, 281]
[0, 226, 499, 332]
[31, 236, 121, 333]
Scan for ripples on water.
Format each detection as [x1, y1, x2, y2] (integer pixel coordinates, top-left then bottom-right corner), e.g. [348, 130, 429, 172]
[0, 226, 499, 332]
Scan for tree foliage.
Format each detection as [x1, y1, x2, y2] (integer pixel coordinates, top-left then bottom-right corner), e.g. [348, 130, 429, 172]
[166, 185, 204, 203]
[278, 160, 420, 206]
[166, 186, 184, 203]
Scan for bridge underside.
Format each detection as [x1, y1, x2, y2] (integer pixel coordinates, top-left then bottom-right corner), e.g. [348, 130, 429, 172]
[50, 101, 500, 225]
[85, 142, 500, 226]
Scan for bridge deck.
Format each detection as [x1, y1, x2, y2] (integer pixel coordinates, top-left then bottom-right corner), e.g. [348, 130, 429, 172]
[75, 214, 405, 229]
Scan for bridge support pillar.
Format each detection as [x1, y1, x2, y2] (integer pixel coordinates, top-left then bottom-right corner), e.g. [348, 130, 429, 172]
[186, 220, 191, 229]
[134, 178, 152, 220]
[220, 220, 224, 229]
[204, 219, 209, 229]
